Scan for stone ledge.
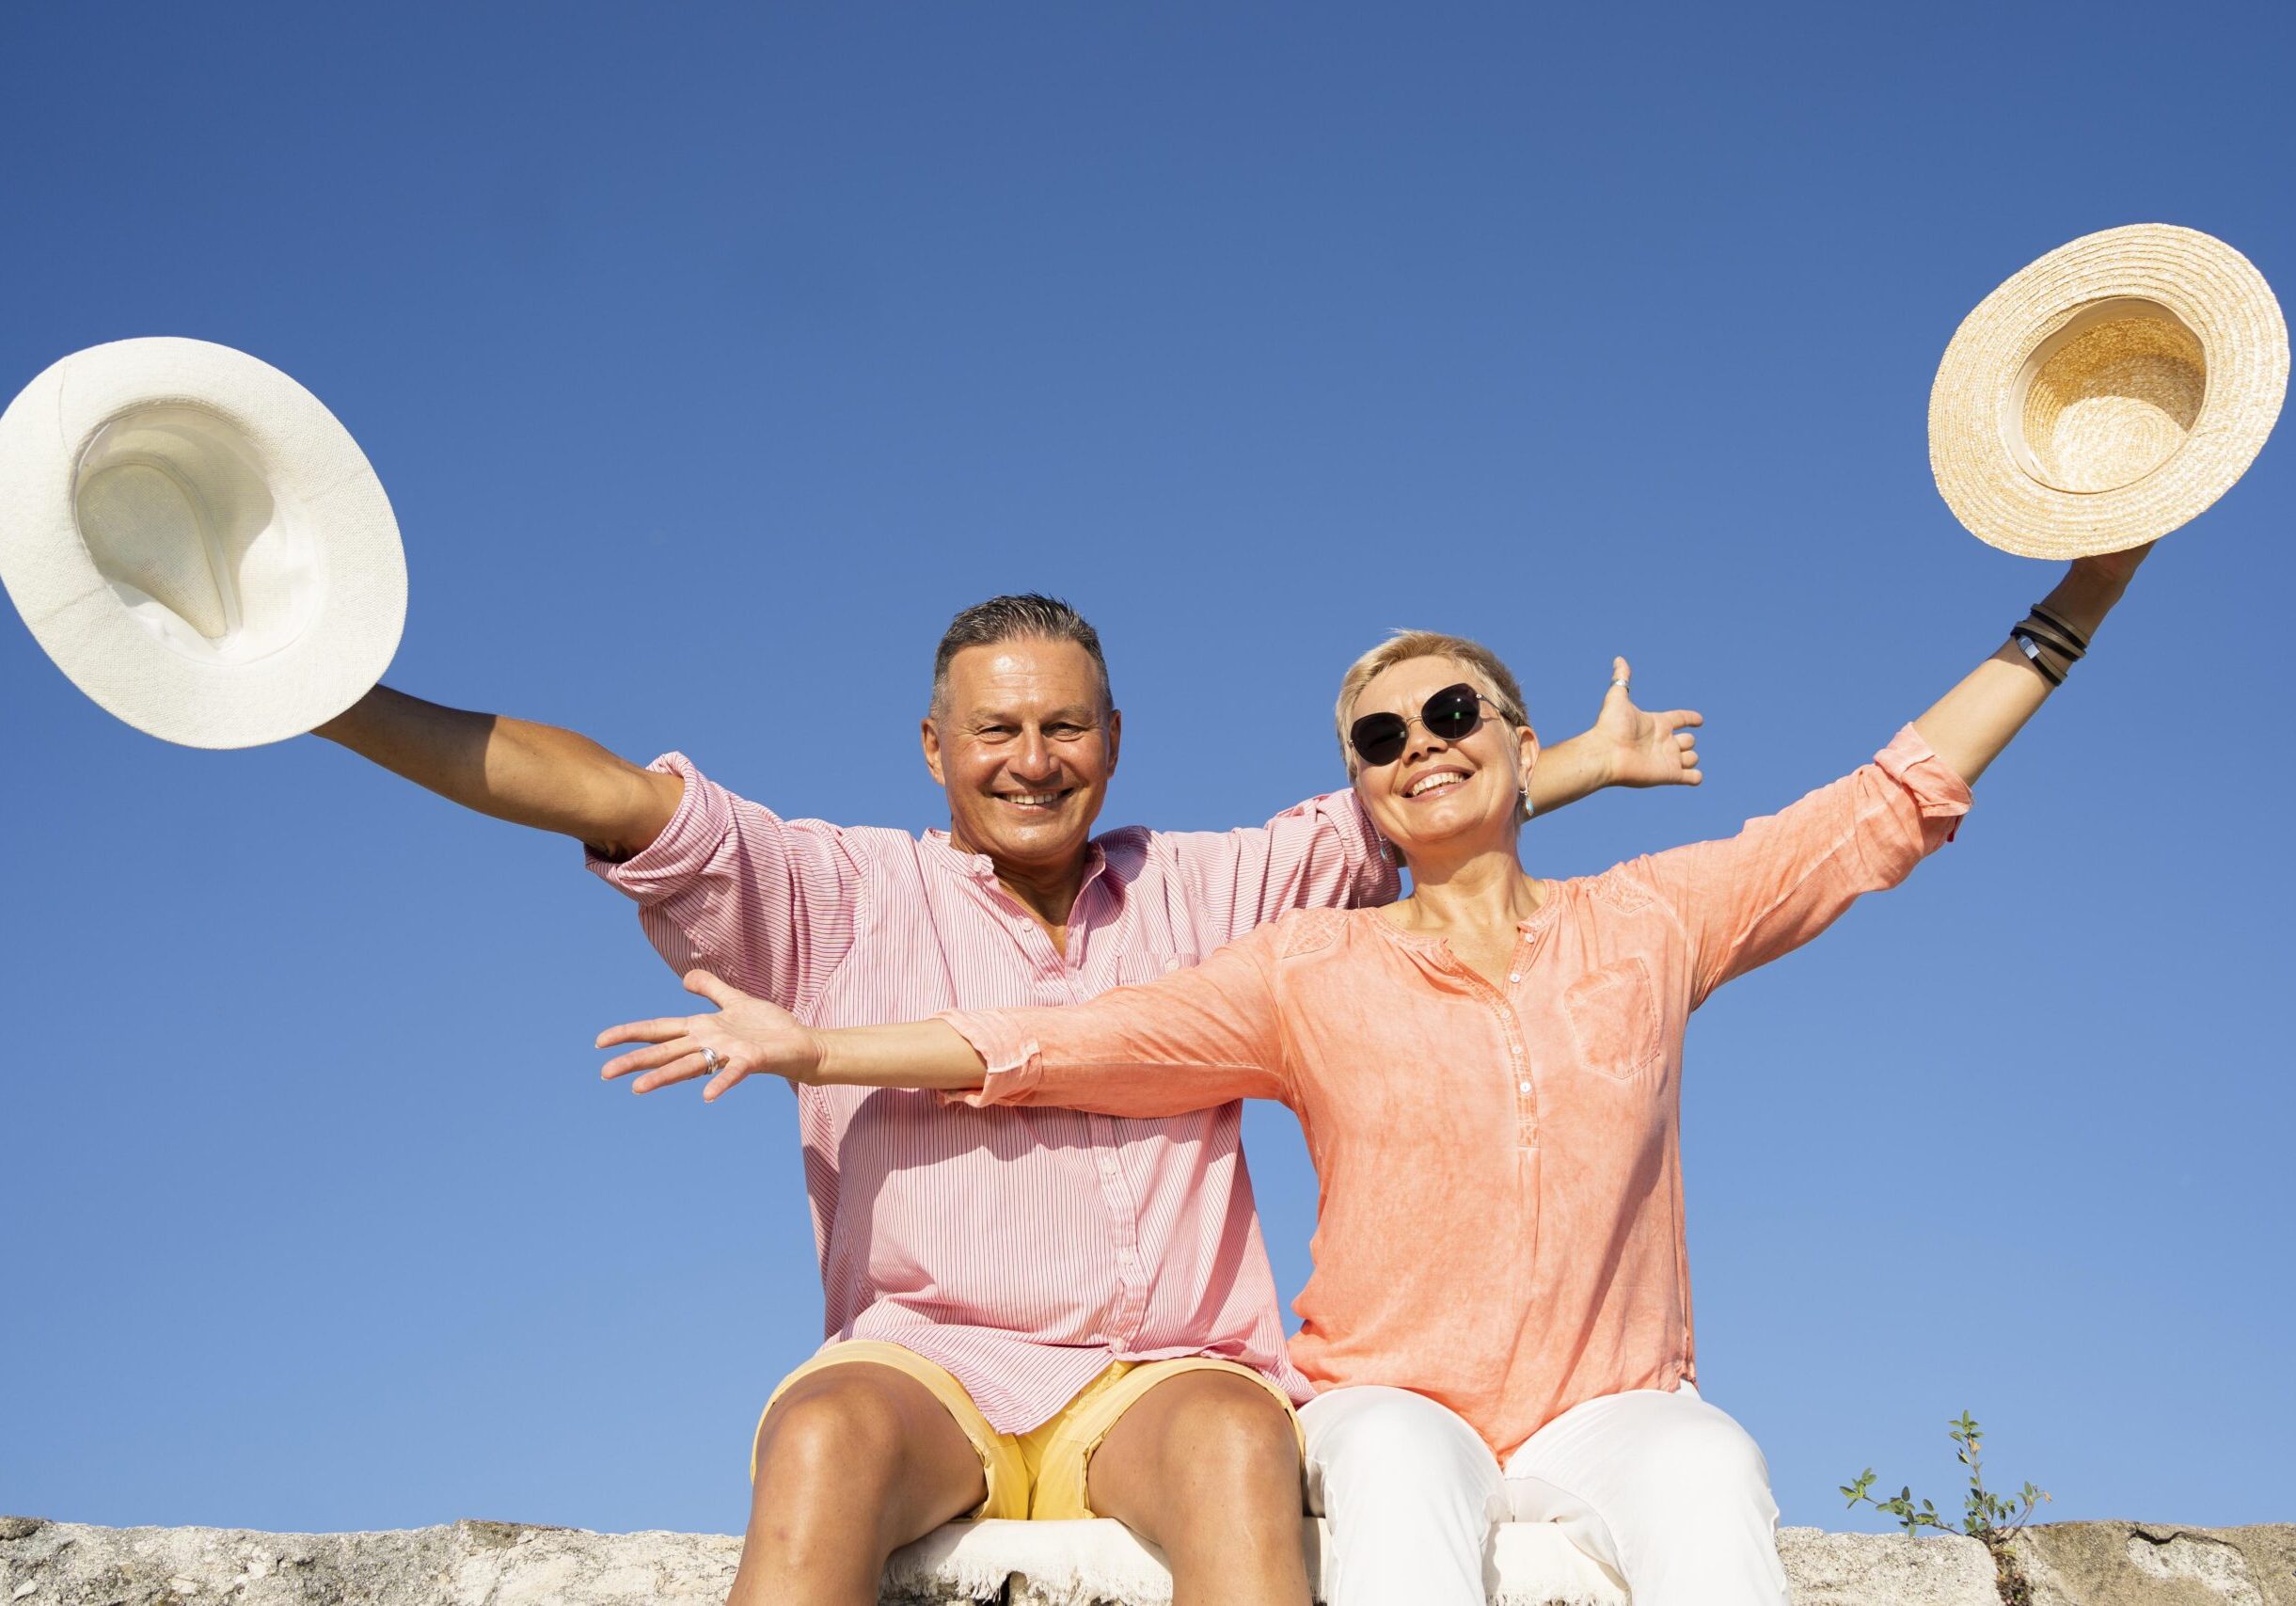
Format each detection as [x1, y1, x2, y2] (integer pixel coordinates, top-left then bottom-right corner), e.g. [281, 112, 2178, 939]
[0, 1514, 2285, 1604]
[2009, 1520, 2296, 1605]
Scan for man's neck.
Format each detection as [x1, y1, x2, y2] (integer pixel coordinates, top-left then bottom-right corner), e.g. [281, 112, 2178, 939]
[949, 829, 1090, 954]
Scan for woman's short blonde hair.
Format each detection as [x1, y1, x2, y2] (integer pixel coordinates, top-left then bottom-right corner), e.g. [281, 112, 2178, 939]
[1334, 629, 1534, 785]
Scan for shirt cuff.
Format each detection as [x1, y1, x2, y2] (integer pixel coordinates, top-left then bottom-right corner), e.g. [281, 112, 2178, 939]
[1873, 724, 1973, 838]
[936, 1010, 1043, 1107]
[583, 752, 735, 900]
[1320, 789, 1402, 902]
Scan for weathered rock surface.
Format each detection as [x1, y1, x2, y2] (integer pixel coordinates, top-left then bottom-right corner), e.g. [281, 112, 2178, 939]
[2010, 1520, 2296, 1605]
[0, 1512, 2272, 1604]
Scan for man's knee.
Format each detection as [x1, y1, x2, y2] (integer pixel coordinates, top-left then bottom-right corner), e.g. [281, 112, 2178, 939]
[752, 1372, 913, 1497]
[1155, 1374, 1300, 1497]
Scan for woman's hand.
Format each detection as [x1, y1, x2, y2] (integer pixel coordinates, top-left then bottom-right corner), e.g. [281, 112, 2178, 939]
[2064, 538, 2154, 606]
[1595, 657, 1704, 787]
[1912, 542, 2156, 787]
[596, 970, 821, 1101]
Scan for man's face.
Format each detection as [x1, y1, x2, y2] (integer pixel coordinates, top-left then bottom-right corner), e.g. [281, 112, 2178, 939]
[922, 638, 1120, 873]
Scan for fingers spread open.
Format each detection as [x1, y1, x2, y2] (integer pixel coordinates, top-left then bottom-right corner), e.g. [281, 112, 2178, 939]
[595, 1016, 695, 1050]
[601, 1037, 697, 1080]
[700, 1065, 750, 1104]
[632, 1050, 713, 1095]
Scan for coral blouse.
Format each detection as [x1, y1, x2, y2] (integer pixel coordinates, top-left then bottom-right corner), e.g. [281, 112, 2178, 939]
[945, 727, 1971, 1455]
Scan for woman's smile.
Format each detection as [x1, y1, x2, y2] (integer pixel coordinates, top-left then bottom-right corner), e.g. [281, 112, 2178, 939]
[1401, 765, 1473, 800]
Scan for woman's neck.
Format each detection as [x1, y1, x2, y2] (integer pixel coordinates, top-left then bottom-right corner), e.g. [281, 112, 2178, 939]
[1388, 841, 1544, 935]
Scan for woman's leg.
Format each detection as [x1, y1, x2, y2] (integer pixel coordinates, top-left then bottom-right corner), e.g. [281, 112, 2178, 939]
[1301, 1385, 1505, 1606]
[1500, 1383, 1787, 1606]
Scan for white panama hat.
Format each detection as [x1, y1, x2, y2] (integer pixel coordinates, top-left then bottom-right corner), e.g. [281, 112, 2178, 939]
[0, 337, 406, 748]
[1929, 224, 2288, 559]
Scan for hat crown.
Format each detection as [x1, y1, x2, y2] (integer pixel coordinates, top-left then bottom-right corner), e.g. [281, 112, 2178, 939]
[2008, 297, 2205, 495]
[77, 457, 231, 639]
[71, 403, 324, 666]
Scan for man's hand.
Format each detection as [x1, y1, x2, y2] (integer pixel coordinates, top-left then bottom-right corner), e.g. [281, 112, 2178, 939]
[596, 970, 822, 1102]
[1592, 657, 1703, 787]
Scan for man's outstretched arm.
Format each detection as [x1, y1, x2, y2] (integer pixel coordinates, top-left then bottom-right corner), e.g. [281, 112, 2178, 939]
[1527, 656, 1703, 816]
[313, 685, 684, 862]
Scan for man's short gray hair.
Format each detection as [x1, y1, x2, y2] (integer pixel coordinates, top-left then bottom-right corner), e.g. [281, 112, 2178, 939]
[930, 594, 1113, 718]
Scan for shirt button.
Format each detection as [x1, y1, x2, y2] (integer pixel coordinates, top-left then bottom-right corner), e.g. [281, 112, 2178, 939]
[1518, 1080, 1531, 1093]
[1508, 973, 1520, 984]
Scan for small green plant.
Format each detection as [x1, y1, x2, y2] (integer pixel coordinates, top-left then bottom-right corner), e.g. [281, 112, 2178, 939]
[1843, 1413, 2050, 1603]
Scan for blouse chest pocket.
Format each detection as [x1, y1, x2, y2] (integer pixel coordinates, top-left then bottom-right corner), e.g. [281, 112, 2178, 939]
[1560, 957, 1663, 1082]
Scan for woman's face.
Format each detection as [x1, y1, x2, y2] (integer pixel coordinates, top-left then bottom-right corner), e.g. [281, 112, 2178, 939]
[1348, 655, 1537, 863]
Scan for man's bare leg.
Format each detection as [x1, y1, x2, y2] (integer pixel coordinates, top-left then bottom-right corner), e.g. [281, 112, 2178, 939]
[1088, 1370, 1312, 1606]
[728, 1363, 987, 1606]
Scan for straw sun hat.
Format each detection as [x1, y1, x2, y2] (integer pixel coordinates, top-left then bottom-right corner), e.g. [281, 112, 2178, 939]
[1930, 224, 2288, 559]
[0, 338, 405, 748]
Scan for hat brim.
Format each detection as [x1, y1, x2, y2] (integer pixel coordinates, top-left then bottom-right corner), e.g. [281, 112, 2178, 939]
[0, 338, 406, 748]
[1929, 224, 2288, 559]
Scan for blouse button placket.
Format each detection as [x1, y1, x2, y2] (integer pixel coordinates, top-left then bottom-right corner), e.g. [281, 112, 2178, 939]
[1455, 935, 1540, 1150]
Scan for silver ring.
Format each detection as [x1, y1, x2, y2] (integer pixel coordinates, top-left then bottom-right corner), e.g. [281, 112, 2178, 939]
[1609, 678, 1631, 691]
[700, 1046, 724, 1076]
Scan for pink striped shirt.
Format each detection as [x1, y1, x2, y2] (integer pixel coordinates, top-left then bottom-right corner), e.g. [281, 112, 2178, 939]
[589, 753, 1396, 1432]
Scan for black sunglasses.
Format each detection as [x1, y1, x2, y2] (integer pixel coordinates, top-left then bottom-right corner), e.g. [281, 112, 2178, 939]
[1349, 682, 1501, 768]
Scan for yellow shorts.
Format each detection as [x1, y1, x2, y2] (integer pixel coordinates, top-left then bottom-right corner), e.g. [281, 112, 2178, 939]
[754, 1339, 1302, 1520]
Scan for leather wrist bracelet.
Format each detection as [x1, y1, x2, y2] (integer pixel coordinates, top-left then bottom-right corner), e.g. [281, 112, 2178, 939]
[2015, 615, 2085, 663]
[2027, 602, 2092, 655]
[2010, 627, 2069, 687]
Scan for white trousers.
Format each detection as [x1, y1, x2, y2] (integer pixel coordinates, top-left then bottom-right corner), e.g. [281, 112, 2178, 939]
[1300, 1382, 1789, 1606]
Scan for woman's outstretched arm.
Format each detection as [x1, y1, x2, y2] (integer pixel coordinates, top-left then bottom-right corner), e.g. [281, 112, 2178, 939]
[596, 971, 983, 1101]
[1913, 549, 2147, 787]
[597, 926, 1291, 1114]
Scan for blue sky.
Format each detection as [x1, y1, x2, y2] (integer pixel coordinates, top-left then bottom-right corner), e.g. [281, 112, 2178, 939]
[3, 0, 2290, 1539]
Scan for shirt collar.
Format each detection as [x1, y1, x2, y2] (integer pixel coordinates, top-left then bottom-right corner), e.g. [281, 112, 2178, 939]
[923, 829, 1111, 892]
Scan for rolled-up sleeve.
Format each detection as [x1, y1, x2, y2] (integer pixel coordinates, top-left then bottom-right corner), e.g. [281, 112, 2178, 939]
[1161, 792, 1399, 945]
[1630, 725, 1972, 1007]
[586, 753, 862, 1013]
[940, 925, 1294, 1117]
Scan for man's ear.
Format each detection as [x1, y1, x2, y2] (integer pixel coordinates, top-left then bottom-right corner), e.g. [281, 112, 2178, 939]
[1103, 708, 1122, 774]
[921, 715, 948, 787]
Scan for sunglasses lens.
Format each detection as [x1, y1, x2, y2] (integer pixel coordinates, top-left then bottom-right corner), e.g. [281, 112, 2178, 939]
[1350, 714, 1409, 767]
[1423, 684, 1484, 739]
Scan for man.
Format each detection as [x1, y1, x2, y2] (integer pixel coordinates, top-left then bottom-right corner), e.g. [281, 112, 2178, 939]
[315, 595, 1702, 1606]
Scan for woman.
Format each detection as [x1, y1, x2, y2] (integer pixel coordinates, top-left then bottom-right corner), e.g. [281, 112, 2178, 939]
[598, 551, 2140, 1605]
